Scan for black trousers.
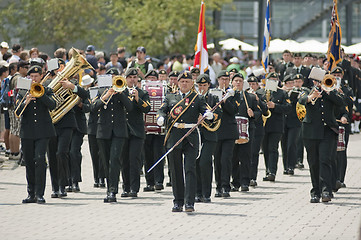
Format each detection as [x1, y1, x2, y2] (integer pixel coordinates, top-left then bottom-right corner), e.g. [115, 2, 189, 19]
[196, 139, 216, 198]
[303, 126, 337, 197]
[214, 139, 235, 192]
[168, 139, 198, 206]
[121, 135, 143, 192]
[48, 128, 73, 191]
[232, 128, 254, 187]
[88, 134, 105, 182]
[144, 134, 165, 186]
[262, 132, 282, 175]
[250, 132, 264, 181]
[337, 130, 350, 183]
[69, 129, 84, 183]
[281, 127, 301, 170]
[297, 130, 304, 164]
[22, 138, 49, 197]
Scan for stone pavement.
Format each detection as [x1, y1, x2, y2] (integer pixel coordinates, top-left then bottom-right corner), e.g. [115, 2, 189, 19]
[0, 135, 360, 240]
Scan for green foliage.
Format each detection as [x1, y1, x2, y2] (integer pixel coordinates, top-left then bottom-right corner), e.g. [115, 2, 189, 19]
[0, 0, 232, 55]
[110, 0, 231, 55]
[0, 0, 110, 48]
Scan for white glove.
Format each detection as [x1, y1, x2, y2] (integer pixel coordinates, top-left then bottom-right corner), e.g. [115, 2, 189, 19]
[203, 110, 214, 120]
[227, 88, 235, 96]
[157, 117, 164, 126]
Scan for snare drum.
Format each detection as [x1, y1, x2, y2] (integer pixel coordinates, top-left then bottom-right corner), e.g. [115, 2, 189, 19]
[235, 116, 249, 144]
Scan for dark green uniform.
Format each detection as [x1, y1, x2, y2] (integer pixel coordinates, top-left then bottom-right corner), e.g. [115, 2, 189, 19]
[231, 90, 261, 189]
[196, 92, 222, 200]
[16, 87, 56, 202]
[121, 87, 150, 195]
[214, 87, 238, 196]
[157, 91, 208, 208]
[93, 90, 133, 201]
[257, 88, 291, 180]
[299, 87, 343, 201]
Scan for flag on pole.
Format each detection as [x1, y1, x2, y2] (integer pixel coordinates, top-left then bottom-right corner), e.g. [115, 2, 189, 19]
[261, 0, 271, 73]
[194, 1, 208, 74]
[327, 0, 342, 71]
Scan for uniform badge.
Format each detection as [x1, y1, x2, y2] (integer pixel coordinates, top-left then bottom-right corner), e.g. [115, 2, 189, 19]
[171, 105, 183, 119]
[185, 98, 189, 106]
[104, 105, 107, 109]
[286, 99, 291, 104]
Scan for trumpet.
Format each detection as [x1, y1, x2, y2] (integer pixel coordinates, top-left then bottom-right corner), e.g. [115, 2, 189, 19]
[15, 82, 45, 118]
[310, 74, 336, 105]
[101, 75, 127, 106]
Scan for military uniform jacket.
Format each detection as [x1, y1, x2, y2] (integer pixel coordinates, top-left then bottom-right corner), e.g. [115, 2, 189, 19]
[124, 87, 151, 139]
[87, 103, 99, 136]
[93, 90, 133, 139]
[234, 90, 260, 130]
[15, 87, 56, 139]
[257, 88, 291, 133]
[284, 88, 304, 129]
[299, 88, 344, 139]
[276, 61, 294, 81]
[254, 89, 268, 136]
[285, 66, 312, 88]
[199, 92, 222, 142]
[73, 90, 91, 134]
[157, 91, 208, 149]
[216, 88, 238, 141]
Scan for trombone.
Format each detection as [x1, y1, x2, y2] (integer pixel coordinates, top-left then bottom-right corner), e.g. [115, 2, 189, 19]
[15, 82, 45, 118]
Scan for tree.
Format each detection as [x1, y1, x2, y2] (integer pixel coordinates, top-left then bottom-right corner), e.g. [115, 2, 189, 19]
[0, 0, 110, 48]
[110, 0, 231, 56]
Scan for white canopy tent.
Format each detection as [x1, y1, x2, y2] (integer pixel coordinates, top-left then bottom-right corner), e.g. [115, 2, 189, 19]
[344, 43, 361, 54]
[219, 38, 258, 52]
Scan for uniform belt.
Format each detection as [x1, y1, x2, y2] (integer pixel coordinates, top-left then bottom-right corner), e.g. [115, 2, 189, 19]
[174, 123, 196, 129]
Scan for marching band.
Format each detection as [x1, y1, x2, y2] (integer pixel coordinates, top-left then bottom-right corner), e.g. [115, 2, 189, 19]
[4, 46, 355, 211]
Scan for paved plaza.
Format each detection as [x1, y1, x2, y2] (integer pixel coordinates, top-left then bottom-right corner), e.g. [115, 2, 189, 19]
[0, 135, 360, 240]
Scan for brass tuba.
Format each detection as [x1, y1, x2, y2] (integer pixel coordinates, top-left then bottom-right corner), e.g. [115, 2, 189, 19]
[48, 48, 94, 123]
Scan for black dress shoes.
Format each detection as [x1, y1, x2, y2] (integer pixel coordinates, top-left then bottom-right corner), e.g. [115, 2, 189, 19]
[72, 182, 80, 193]
[121, 191, 129, 197]
[263, 174, 275, 182]
[143, 185, 155, 192]
[99, 178, 106, 188]
[222, 190, 230, 198]
[22, 195, 36, 204]
[185, 204, 195, 212]
[195, 196, 203, 202]
[51, 191, 59, 198]
[296, 162, 304, 169]
[129, 191, 138, 198]
[108, 192, 117, 203]
[310, 196, 320, 203]
[66, 186, 72, 192]
[172, 203, 183, 212]
[230, 187, 239, 192]
[166, 182, 172, 187]
[240, 185, 249, 192]
[249, 179, 257, 187]
[94, 182, 100, 188]
[214, 190, 222, 198]
[321, 193, 331, 202]
[288, 169, 294, 175]
[202, 197, 211, 203]
[155, 184, 164, 190]
[59, 187, 67, 197]
[36, 196, 46, 204]
[283, 170, 289, 175]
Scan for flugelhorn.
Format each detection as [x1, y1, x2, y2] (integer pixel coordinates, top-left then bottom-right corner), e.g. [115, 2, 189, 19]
[310, 74, 336, 105]
[102, 75, 127, 105]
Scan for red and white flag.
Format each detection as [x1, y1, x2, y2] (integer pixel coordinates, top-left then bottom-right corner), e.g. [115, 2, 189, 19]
[193, 1, 208, 74]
